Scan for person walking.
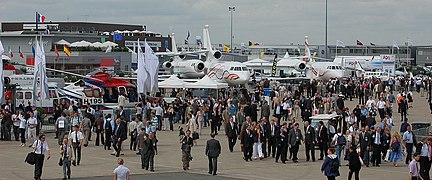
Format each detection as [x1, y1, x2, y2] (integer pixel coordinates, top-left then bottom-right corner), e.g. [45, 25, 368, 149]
[32, 134, 51, 180]
[206, 133, 221, 176]
[81, 114, 91, 147]
[389, 131, 404, 167]
[348, 146, 362, 180]
[241, 124, 253, 162]
[403, 125, 416, 164]
[113, 158, 130, 180]
[69, 125, 83, 166]
[225, 117, 238, 152]
[104, 114, 114, 150]
[321, 149, 340, 180]
[288, 123, 303, 163]
[27, 111, 38, 147]
[304, 121, 316, 162]
[60, 136, 74, 180]
[94, 113, 104, 146]
[112, 118, 127, 157]
[180, 130, 194, 170]
[55, 112, 69, 146]
[409, 153, 421, 180]
[18, 111, 27, 147]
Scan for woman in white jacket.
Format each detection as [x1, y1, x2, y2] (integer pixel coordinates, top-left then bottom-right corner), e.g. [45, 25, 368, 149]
[186, 113, 197, 133]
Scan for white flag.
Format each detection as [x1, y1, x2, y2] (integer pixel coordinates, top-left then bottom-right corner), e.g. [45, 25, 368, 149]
[336, 40, 345, 48]
[0, 40, 4, 101]
[144, 40, 159, 92]
[392, 41, 399, 50]
[105, 45, 112, 53]
[33, 38, 41, 100]
[39, 37, 49, 100]
[137, 39, 148, 94]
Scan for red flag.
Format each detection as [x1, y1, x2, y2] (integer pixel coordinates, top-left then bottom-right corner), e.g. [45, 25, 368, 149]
[54, 46, 60, 60]
[19, 46, 24, 58]
[356, 40, 364, 46]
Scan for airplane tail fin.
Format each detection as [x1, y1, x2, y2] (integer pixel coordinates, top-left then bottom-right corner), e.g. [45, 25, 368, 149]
[283, 52, 290, 59]
[202, 25, 212, 51]
[305, 36, 313, 62]
[171, 33, 178, 54]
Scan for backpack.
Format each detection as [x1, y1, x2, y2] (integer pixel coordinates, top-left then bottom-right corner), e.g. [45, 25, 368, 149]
[337, 134, 346, 146]
[330, 159, 340, 172]
[391, 139, 400, 151]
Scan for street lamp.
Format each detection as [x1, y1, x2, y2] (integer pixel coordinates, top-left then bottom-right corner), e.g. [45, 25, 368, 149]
[325, 0, 328, 59]
[229, 6, 235, 56]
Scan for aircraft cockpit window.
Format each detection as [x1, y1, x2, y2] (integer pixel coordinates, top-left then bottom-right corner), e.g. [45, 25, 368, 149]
[84, 89, 93, 97]
[118, 87, 127, 96]
[234, 67, 241, 71]
[93, 89, 101, 98]
[242, 67, 248, 71]
[25, 92, 32, 99]
[230, 67, 234, 70]
[327, 66, 331, 69]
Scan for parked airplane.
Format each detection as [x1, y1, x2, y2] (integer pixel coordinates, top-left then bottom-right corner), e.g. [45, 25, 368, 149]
[201, 25, 250, 85]
[160, 33, 207, 78]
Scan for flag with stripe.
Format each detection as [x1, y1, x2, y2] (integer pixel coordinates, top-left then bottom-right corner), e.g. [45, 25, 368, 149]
[356, 40, 364, 46]
[54, 46, 60, 60]
[63, 45, 71, 56]
[19, 46, 24, 58]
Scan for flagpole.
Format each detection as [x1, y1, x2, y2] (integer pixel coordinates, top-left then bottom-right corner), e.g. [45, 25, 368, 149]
[336, 45, 338, 57]
[35, 12, 38, 31]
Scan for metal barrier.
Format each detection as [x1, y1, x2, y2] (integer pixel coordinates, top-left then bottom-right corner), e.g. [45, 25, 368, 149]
[413, 126, 431, 142]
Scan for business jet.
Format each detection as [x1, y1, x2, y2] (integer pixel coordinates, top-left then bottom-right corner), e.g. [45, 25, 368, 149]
[201, 25, 250, 85]
[160, 33, 207, 78]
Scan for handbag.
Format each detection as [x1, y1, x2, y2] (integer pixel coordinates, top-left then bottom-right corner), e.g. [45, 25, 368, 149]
[25, 140, 38, 165]
[58, 158, 63, 166]
[385, 149, 391, 161]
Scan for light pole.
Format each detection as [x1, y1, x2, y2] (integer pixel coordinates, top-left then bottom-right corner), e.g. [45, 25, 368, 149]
[229, 6, 235, 57]
[325, 0, 328, 59]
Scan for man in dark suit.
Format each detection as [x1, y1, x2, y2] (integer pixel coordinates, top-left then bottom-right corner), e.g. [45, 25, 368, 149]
[112, 118, 127, 157]
[267, 119, 279, 158]
[275, 123, 288, 163]
[304, 121, 316, 162]
[288, 123, 303, 163]
[317, 121, 328, 160]
[371, 126, 383, 167]
[225, 117, 238, 152]
[359, 126, 372, 167]
[261, 101, 270, 121]
[206, 133, 221, 176]
[336, 95, 345, 112]
[241, 123, 253, 161]
[400, 96, 409, 122]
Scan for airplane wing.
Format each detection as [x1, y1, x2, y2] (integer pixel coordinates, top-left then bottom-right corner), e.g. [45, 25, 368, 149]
[155, 50, 209, 57]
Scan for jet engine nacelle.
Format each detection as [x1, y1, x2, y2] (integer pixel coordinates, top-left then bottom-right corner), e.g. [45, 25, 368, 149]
[295, 62, 307, 71]
[162, 61, 173, 69]
[194, 62, 205, 72]
[213, 50, 222, 60]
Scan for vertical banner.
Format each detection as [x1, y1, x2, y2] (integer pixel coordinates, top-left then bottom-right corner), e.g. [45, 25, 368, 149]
[271, 54, 278, 77]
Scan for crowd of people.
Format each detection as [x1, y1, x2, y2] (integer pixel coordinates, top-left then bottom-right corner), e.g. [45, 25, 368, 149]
[1, 76, 432, 180]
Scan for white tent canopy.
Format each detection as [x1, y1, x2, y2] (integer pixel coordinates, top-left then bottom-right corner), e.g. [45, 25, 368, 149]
[102, 41, 118, 47]
[186, 76, 229, 89]
[243, 58, 272, 66]
[70, 40, 92, 47]
[54, 39, 71, 46]
[92, 42, 104, 48]
[158, 75, 192, 88]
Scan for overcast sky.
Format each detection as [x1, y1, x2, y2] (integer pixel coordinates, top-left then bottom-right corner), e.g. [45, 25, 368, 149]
[1, 0, 430, 46]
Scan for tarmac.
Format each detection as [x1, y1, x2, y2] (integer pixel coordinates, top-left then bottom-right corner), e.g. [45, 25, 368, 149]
[1, 92, 431, 180]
